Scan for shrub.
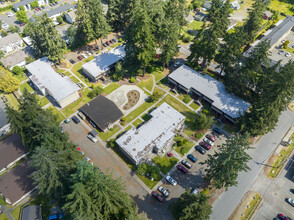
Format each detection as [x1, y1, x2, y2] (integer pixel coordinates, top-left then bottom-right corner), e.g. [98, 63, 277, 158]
[194, 113, 213, 130]
[283, 40, 290, 49]
[56, 16, 63, 24]
[119, 38, 122, 42]
[148, 92, 161, 103]
[121, 117, 126, 122]
[130, 76, 136, 83]
[202, 109, 210, 115]
[195, 132, 204, 139]
[183, 95, 191, 104]
[90, 84, 94, 89]
[110, 127, 114, 131]
[12, 66, 23, 75]
[107, 139, 116, 148]
[85, 78, 89, 83]
[0, 5, 13, 13]
[182, 33, 193, 43]
[146, 66, 155, 73]
[1, 30, 7, 37]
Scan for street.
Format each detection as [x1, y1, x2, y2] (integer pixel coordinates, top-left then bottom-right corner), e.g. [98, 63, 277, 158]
[211, 109, 294, 220]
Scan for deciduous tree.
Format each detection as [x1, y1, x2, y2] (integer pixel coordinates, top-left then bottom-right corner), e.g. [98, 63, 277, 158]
[0, 67, 20, 93]
[16, 10, 28, 23]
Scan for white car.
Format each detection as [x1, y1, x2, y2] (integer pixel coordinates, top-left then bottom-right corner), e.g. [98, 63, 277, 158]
[87, 134, 97, 143]
[191, 188, 198, 195]
[6, 12, 15, 17]
[285, 52, 291, 57]
[81, 53, 87, 59]
[203, 138, 214, 146]
[85, 157, 90, 162]
[1, 24, 9, 30]
[174, 62, 181, 68]
[287, 198, 294, 207]
[278, 50, 284, 55]
[166, 175, 177, 186]
[158, 186, 169, 197]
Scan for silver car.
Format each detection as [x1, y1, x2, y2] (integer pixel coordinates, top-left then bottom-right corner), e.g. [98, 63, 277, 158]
[166, 175, 177, 186]
[158, 186, 169, 197]
[287, 198, 294, 207]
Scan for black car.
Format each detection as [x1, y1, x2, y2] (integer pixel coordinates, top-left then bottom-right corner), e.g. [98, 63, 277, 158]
[103, 43, 107, 47]
[70, 59, 76, 64]
[72, 116, 80, 124]
[213, 127, 222, 135]
[195, 145, 206, 154]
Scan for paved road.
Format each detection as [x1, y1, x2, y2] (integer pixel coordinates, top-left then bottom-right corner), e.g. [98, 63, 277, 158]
[211, 110, 294, 220]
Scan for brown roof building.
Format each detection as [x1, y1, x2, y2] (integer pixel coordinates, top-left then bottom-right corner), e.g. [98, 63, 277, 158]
[0, 134, 28, 173]
[0, 160, 35, 205]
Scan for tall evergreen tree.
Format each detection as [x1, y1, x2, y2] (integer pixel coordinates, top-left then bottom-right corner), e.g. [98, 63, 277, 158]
[170, 191, 212, 220]
[24, 14, 66, 63]
[200, 133, 252, 189]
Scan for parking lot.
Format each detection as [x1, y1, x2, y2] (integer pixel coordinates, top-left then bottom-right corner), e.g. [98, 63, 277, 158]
[62, 115, 228, 219]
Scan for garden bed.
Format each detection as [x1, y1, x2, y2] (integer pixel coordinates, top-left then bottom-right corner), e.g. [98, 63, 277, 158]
[123, 90, 140, 110]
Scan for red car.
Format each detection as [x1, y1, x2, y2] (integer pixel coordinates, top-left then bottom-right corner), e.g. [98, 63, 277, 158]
[206, 134, 216, 142]
[109, 39, 113, 43]
[278, 213, 290, 220]
[77, 56, 83, 60]
[151, 191, 163, 202]
[177, 164, 188, 174]
[106, 41, 110, 46]
[35, 7, 39, 11]
[167, 153, 173, 157]
[199, 141, 211, 150]
[19, 23, 26, 26]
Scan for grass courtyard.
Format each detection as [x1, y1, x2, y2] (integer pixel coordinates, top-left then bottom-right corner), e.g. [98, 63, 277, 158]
[153, 155, 179, 175]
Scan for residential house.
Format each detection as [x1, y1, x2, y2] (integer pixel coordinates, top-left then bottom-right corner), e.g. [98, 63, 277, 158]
[263, 11, 273, 20]
[185, 14, 194, 24]
[13, 0, 48, 11]
[194, 11, 207, 21]
[202, 1, 212, 11]
[227, 19, 238, 31]
[0, 33, 23, 54]
[168, 65, 251, 123]
[26, 58, 80, 108]
[1, 47, 33, 70]
[65, 10, 76, 24]
[21, 205, 42, 220]
[82, 46, 125, 82]
[80, 95, 123, 132]
[230, 0, 241, 10]
[116, 103, 186, 165]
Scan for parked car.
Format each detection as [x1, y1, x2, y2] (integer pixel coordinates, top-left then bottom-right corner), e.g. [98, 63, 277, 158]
[72, 116, 80, 124]
[195, 145, 206, 154]
[69, 59, 75, 64]
[86, 51, 92, 56]
[81, 53, 87, 59]
[213, 127, 222, 135]
[78, 112, 86, 120]
[278, 50, 284, 55]
[64, 118, 70, 124]
[19, 23, 26, 27]
[109, 39, 113, 43]
[203, 138, 214, 146]
[35, 7, 39, 11]
[199, 141, 211, 150]
[187, 154, 197, 163]
[174, 61, 181, 68]
[166, 175, 177, 186]
[60, 126, 64, 133]
[103, 43, 107, 47]
[151, 191, 163, 202]
[287, 198, 294, 207]
[77, 56, 83, 60]
[285, 52, 291, 57]
[206, 134, 216, 142]
[1, 24, 9, 30]
[177, 164, 188, 174]
[181, 160, 192, 169]
[167, 153, 173, 157]
[191, 188, 198, 195]
[278, 213, 290, 220]
[6, 12, 14, 17]
[158, 186, 169, 197]
[41, 5, 45, 9]
[112, 38, 118, 42]
[87, 134, 98, 143]
[84, 157, 90, 162]
[106, 41, 110, 46]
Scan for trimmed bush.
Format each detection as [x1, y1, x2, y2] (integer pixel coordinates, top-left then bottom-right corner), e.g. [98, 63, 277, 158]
[183, 95, 191, 104]
[130, 76, 136, 83]
[195, 132, 204, 139]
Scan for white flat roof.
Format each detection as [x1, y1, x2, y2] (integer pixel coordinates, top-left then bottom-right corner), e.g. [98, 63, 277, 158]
[26, 58, 80, 102]
[82, 45, 125, 78]
[116, 103, 186, 164]
[169, 65, 250, 119]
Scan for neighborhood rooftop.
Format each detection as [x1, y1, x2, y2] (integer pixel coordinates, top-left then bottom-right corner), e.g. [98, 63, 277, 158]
[169, 65, 251, 119]
[0, 33, 22, 48]
[46, 4, 73, 17]
[1, 48, 33, 68]
[82, 45, 125, 79]
[26, 58, 80, 102]
[13, 0, 35, 9]
[116, 103, 186, 164]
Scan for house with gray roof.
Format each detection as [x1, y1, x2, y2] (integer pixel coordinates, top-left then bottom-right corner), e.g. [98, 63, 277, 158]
[168, 65, 250, 123]
[244, 16, 294, 65]
[82, 46, 125, 82]
[0, 33, 23, 54]
[26, 57, 80, 108]
[22, 205, 42, 220]
[116, 103, 186, 165]
[65, 10, 76, 24]
[230, 0, 240, 10]
[13, 0, 48, 11]
[1, 47, 33, 70]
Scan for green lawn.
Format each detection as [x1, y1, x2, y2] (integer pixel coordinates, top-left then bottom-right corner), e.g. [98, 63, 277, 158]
[98, 125, 121, 141]
[64, 71, 72, 76]
[123, 101, 153, 123]
[188, 20, 204, 30]
[47, 106, 65, 123]
[38, 96, 50, 107]
[14, 73, 27, 82]
[20, 82, 34, 94]
[71, 62, 91, 86]
[152, 71, 166, 82]
[153, 156, 179, 175]
[269, 0, 294, 16]
[137, 75, 154, 92]
[0, 213, 9, 220]
[156, 94, 192, 114]
[125, 125, 132, 131]
[174, 140, 194, 156]
[111, 42, 123, 48]
[153, 87, 166, 98]
[190, 102, 200, 110]
[133, 118, 143, 127]
[103, 82, 120, 95]
[61, 89, 91, 117]
[137, 174, 160, 189]
[83, 56, 95, 63]
[0, 196, 6, 205]
[70, 76, 80, 84]
[241, 193, 262, 220]
[284, 46, 294, 54]
[56, 68, 65, 74]
[11, 205, 22, 220]
[5, 93, 19, 109]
